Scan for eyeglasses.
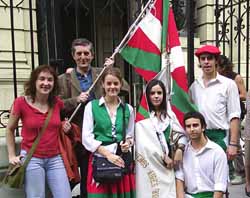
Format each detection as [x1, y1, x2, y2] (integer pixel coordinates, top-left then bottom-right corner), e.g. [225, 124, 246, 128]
[199, 55, 215, 61]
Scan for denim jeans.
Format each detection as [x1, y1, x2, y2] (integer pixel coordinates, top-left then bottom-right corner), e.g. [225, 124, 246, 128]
[21, 150, 71, 198]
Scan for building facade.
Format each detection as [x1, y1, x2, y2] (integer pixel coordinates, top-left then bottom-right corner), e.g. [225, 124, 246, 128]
[0, 0, 249, 175]
[1, 0, 249, 125]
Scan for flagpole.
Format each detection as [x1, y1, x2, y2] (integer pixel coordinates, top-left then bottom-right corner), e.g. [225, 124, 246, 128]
[164, 52, 175, 158]
[114, 0, 155, 55]
[68, 0, 155, 122]
[68, 66, 108, 122]
[165, 53, 182, 158]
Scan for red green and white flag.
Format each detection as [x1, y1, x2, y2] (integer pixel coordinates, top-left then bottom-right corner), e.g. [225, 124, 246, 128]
[120, 0, 167, 81]
[120, 0, 197, 126]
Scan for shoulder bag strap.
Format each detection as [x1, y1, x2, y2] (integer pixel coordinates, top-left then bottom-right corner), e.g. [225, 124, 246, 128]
[121, 103, 126, 142]
[150, 118, 167, 156]
[155, 131, 167, 155]
[22, 107, 54, 167]
[121, 103, 134, 162]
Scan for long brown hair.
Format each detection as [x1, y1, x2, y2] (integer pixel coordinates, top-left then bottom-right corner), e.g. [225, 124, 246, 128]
[24, 65, 59, 107]
[218, 54, 234, 77]
[146, 79, 167, 119]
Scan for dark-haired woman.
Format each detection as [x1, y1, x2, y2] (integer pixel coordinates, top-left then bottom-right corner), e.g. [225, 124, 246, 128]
[218, 55, 246, 119]
[218, 55, 246, 185]
[6, 65, 71, 198]
[82, 67, 135, 197]
[136, 79, 187, 198]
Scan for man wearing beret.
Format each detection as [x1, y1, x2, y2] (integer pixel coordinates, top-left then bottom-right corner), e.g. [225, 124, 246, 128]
[189, 45, 241, 161]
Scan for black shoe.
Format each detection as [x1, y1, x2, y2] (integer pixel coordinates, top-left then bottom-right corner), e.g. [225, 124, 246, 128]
[245, 187, 250, 197]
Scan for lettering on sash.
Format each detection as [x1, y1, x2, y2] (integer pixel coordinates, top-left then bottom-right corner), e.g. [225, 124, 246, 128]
[136, 152, 149, 168]
[152, 189, 160, 198]
[147, 170, 159, 187]
[136, 152, 160, 198]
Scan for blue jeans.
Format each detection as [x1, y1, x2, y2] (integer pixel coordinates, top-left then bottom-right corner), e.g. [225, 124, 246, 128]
[21, 150, 71, 198]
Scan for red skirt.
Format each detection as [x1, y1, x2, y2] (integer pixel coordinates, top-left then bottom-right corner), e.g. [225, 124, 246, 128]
[87, 154, 135, 198]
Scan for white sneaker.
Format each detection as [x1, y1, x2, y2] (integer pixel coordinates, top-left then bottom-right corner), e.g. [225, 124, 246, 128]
[230, 175, 245, 185]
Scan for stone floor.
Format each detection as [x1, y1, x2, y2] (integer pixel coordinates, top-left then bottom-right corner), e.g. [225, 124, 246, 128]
[228, 183, 249, 198]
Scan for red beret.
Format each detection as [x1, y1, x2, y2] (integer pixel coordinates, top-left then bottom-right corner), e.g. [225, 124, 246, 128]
[195, 45, 221, 57]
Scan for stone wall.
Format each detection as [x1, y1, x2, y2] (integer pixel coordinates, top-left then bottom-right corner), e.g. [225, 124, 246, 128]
[0, 0, 38, 175]
[0, 0, 38, 112]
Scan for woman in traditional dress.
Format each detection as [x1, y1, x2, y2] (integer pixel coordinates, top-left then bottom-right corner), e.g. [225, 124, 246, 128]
[6, 65, 71, 198]
[82, 67, 135, 198]
[135, 79, 187, 198]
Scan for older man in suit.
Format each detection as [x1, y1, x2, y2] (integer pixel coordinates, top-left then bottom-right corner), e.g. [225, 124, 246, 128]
[58, 38, 128, 198]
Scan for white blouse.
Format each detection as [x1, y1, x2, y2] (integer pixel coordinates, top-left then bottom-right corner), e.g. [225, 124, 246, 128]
[149, 110, 187, 155]
[82, 97, 134, 154]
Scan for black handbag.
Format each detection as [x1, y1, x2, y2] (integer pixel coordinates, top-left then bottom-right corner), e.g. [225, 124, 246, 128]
[118, 151, 133, 174]
[92, 103, 133, 183]
[92, 156, 123, 183]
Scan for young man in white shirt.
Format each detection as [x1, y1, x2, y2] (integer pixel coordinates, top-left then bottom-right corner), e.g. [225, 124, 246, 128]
[176, 111, 228, 198]
[189, 45, 241, 160]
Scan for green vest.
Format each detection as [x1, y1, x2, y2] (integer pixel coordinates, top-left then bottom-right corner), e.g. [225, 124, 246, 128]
[92, 99, 130, 145]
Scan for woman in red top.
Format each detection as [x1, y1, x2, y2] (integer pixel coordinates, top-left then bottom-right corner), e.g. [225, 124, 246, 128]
[6, 65, 71, 198]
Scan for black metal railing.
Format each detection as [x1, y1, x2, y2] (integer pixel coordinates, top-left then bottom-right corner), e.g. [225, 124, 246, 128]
[0, 0, 36, 98]
[1, 0, 194, 132]
[0, 0, 36, 135]
[215, 0, 250, 89]
[0, 110, 9, 130]
[0, 110, 21, 136]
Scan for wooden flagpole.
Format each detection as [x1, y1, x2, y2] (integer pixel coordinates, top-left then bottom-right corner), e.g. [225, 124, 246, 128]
[68, 0, 155, 122]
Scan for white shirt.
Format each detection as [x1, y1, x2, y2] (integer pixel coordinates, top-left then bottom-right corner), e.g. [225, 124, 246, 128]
[150, 112, 171, 155]
[82, 97, 134, 153]
[149, 111, 187, 155]
[175, 139, 228, 193]
[189, 73, 241, 130]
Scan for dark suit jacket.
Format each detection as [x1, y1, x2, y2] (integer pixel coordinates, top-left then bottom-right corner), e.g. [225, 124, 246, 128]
[58, 67, 129, 128]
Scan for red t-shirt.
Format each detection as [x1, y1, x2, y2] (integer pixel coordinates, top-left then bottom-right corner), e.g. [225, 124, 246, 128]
[12, 96, 63, 158]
